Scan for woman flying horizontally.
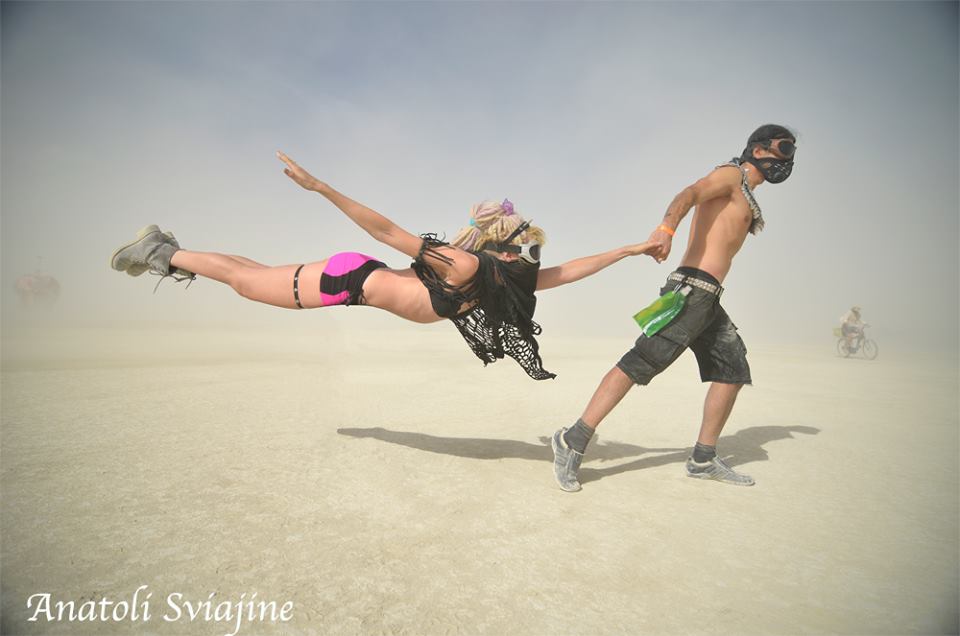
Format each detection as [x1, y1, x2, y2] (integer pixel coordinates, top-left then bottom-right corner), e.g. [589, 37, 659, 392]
[110, 152, 658, 379]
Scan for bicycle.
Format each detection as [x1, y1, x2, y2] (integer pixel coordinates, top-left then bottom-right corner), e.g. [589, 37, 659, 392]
[835, 325, 878, 360]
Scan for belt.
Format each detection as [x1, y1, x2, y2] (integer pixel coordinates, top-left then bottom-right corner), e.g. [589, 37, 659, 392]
[667, 272, 724, 298]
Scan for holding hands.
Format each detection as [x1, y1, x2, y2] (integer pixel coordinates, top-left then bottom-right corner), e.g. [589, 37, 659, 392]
[646, 224, 674, 263]
[623, 240, 663, 257]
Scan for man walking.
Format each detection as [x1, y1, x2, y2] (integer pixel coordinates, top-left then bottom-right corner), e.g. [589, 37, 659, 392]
[551, 124, 797, 491]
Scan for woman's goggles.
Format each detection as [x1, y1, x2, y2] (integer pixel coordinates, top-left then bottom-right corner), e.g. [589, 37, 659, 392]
[498, 242, 541, 263]
[492, 219, 541, 263]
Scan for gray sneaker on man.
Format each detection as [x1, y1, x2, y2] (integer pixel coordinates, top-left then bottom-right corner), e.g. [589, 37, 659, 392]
[551, 428, 584, 492]
[685, 456, 755, 486]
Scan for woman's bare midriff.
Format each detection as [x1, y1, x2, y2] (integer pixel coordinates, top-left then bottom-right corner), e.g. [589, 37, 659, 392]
[361, 267, 476, 323]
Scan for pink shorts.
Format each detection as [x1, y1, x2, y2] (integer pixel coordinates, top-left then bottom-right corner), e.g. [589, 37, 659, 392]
[294, 252, 387, 308]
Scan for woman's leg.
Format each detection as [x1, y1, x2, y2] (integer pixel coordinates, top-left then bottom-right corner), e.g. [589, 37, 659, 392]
[171, 250, 328, 309]
[225, 255, 269, 268]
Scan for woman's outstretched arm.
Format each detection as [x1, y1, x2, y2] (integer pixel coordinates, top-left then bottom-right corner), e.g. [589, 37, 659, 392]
[278, 151, 424, 258]
[277, 151, 479, 282]
[277, 151, 478, 284]
[536, 241, 660, 291]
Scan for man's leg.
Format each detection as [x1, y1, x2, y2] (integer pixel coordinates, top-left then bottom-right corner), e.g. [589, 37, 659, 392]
[582, 366, 636, 428]
[552, 329, 686, 492]
[686, 381, 753, 486]
[696, 381, 742, 447]
[551, 367, 635, 493]
[551, 366, 636, 491]
[686, 304, 755, 486]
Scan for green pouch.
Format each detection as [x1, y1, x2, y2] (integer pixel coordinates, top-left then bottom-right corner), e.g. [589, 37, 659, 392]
[633, 285, 692, 337]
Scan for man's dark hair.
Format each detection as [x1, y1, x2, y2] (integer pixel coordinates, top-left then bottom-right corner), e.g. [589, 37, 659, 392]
[741, 124, 796, 159]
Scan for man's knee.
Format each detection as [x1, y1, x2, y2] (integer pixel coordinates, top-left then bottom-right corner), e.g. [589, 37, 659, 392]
[607, 364, 637, 388]
[694, 334, 752, 386]
[617, 336, 686, 386]
[711, 381, 745, 393]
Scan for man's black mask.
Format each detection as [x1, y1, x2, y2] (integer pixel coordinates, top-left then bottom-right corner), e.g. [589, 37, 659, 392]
[746, 156, 793, 183]
[742, 142, 795, 184]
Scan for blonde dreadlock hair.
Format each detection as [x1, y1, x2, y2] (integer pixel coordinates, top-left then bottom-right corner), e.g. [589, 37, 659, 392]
[450, 199, 546, 254]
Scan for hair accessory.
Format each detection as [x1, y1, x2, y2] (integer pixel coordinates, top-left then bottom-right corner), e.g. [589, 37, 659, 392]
[469, 218, 476, 227]
[502, 199, 515, 216]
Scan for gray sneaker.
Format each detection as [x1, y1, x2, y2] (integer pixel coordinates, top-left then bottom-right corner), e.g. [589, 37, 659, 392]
[110, 225, 195, 291]
[126, 231, 179, 277]
[551, 428, 583, 492]
[685, 456, 755, 486]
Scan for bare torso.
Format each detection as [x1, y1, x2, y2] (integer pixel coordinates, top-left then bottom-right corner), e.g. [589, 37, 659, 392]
[679, 166, 754, 283]
[361, 266, 476, 324]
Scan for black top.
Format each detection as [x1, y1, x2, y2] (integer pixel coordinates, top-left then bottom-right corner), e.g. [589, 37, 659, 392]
[410, 235, 479, 318]
[411, 235, 555, 380]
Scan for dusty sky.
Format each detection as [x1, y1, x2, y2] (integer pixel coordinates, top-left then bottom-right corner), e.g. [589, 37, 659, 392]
[2, 1, 957, 356]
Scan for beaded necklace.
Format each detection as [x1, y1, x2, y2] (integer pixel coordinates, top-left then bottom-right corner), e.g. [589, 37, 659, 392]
[718, 158, 764, 234]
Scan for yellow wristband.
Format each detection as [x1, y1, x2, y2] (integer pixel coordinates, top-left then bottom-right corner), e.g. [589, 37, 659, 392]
[658, 224, 676, 237]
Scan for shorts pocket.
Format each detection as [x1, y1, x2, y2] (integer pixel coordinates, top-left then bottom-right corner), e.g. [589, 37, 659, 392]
[654, 321, 692, 347]
[630, 329, 687, 375]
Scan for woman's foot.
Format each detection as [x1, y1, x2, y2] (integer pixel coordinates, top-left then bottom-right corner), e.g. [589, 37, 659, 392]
[110, 225, 189, 280]
[125, 230, 180, 277]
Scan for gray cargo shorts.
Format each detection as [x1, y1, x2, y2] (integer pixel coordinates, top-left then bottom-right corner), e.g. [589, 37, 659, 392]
[617, 272, 752, 386]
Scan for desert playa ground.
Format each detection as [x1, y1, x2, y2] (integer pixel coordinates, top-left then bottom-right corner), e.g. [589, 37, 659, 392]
[2, 324, 958, 635]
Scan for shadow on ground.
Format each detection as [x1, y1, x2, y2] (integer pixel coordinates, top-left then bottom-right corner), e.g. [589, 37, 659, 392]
[337, 425, 819, 484]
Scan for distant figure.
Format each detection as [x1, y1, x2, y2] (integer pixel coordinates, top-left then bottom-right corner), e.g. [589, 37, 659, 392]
[14, 259, 60, 308]
[840, 306, 865, 351]
[550, 123, 798, 491]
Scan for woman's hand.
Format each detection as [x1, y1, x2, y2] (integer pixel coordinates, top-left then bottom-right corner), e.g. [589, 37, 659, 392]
[277, 151, 325, 192]
[623, 240, 662, 257]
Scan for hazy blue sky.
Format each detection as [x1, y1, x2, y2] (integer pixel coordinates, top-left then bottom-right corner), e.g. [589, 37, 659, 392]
[2, 1, 957, 354]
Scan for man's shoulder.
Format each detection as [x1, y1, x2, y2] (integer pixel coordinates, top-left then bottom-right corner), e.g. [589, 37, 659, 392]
[710, 162, 744, 181]
[695, 163, 743, 191]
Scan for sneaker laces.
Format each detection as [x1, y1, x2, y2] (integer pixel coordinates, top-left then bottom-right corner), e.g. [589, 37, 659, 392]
[148, 269, 196, 293]
[711, 457, 751, 481]
[712, 456, 731, 469]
